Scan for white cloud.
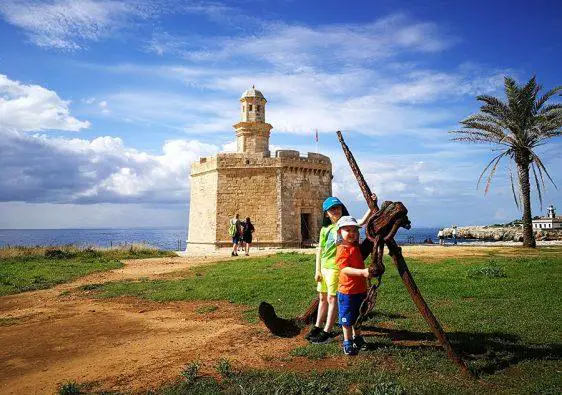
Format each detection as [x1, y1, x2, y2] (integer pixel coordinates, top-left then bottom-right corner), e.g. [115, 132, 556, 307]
[148, 14, 455, 70]
[0, 0, 136, 49]
[0, 0, 231, 50]
[0, 131, 219, 205]
[0, 74, 90, 132]
[98, 100, 109, 114]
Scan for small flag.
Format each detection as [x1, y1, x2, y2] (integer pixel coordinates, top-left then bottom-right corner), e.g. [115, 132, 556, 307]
[315, 129, 318, 142]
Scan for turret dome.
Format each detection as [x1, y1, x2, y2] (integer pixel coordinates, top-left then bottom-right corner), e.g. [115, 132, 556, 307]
[241, 85, 265, 99]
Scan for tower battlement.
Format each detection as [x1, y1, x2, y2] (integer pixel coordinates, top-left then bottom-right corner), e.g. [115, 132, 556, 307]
[191, 151, 331, 176]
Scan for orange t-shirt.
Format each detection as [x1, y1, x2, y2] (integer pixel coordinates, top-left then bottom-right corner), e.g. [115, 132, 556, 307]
[336, 244, 368, 294]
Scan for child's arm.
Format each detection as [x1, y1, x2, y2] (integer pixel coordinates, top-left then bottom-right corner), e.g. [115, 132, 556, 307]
[357, 194, 378, 226]
[314, 245, 322, 282]
[341, 267, 371, 278]
[357, 208, 375, 226]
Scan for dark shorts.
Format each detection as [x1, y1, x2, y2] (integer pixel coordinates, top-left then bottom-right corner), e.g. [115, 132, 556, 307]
[232, 234, 241, 244]
[243, 233, 252, 244]
[338, 292, 366, 327]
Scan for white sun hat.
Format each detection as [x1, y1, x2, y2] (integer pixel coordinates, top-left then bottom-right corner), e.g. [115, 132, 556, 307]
[337, 216, 360, 229]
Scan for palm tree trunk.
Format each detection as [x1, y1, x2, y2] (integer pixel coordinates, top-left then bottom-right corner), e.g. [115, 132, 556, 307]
[516, 155, 536, 248]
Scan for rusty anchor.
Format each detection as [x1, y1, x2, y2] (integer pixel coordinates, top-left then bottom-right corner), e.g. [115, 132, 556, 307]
[259, 131, 472, 376]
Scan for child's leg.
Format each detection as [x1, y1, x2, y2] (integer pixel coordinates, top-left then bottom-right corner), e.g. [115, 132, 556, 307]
[315, 292, 327, 328]
[342, 325, 353, 342]
[324, 294, 338, 332]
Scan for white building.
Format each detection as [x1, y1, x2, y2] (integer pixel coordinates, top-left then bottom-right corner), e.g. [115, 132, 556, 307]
[532, 205, 562, 230]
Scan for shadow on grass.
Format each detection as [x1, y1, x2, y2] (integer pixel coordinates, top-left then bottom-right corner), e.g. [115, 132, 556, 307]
[361, 325, 562, 375]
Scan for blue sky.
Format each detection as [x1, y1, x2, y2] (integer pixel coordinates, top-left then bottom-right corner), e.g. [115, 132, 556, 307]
[0, 0, 560, 229]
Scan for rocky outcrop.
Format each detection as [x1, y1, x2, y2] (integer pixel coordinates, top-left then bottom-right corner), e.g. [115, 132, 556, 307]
[442, 226, 562, 242]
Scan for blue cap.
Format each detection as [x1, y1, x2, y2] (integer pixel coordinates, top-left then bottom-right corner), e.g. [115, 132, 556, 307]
[323, 196, 344, 212]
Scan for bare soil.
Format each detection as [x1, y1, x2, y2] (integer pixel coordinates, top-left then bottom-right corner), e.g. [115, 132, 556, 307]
[0, 246, 524, 393]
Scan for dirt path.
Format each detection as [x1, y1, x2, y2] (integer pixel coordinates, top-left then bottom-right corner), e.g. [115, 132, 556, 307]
[0, 246, 536, 393]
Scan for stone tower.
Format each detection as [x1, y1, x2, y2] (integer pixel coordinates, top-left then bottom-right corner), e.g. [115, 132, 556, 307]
[234, 86, 273, 155]
[187, 87, 332, 252]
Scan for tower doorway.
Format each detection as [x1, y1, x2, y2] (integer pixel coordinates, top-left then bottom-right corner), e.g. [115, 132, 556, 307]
[300, 213, 312, 246]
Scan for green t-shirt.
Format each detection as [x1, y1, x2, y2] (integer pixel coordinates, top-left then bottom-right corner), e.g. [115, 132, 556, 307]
[319, 224, 338, 270]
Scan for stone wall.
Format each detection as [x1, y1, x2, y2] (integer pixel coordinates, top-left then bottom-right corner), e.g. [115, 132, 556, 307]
[187, 162, 218, 252]
[279, 154, 332, 245]
[216, 166, 280, 245]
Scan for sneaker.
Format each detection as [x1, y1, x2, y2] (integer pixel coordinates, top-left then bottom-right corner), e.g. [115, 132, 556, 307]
[343, 340, 357, 356]
[310, 330, 333, 344]
[353, 335, 367, 351]
[304, 326, 323, 341]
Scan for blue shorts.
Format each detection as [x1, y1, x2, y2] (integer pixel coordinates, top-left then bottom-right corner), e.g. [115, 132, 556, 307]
[232, 234, 241, 244]
[338, 292, 366, 327]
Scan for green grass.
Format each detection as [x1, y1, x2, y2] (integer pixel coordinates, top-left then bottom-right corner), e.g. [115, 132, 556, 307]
[0, 245, 176, 295]
[94, 252, 316, 320]
[290, 342, 340, 360]
[0, 317, 20, 326]
[85, 248, 562, 393]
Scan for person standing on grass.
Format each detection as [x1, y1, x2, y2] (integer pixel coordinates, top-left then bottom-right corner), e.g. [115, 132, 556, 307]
[452, 225, 458, 245]
[306, 196, 375, 344]
[242, 217, 255, 256]
[438, 228, 445, 246]
[335, 216, 373, 355]
[229, 214, 243, 257]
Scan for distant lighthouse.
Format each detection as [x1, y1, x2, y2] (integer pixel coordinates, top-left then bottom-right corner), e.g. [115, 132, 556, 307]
[532, 204, 561, 230]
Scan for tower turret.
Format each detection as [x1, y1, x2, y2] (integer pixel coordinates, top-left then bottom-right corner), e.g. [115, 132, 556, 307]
[233, 86, 273, 155]
[547, 205, 556, 219]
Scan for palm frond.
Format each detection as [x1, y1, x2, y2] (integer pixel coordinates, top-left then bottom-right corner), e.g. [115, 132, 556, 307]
[476, 151, 508, 192]
[536, 85, 562, 110]
[531, 163, 544, 210]
[539, 103, 562, 115]
[531, 152, 558, 189]
[508, 164, 520, 209]
[460, 120, 506, 139]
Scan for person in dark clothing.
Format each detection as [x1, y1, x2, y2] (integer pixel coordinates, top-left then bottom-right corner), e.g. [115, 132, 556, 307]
[243, 217, 255, 256]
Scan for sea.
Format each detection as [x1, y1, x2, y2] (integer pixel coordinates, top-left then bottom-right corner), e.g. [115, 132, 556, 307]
[0, 227, 443, 251]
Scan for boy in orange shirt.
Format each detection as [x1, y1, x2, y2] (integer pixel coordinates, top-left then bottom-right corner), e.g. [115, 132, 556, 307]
[335, 216, 372, 355]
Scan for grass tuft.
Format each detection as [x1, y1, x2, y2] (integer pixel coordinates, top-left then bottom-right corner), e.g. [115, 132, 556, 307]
[180, 362, 200, 384]
[290, 342, 340, 360]
[215, 358, 234, 379]
[467, 263, 507, 278]
[195, 305, 218, 314]
[58, 381, 81, 395]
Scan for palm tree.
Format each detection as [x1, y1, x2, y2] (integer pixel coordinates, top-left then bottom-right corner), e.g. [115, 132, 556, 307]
[450, 76, 562, 248]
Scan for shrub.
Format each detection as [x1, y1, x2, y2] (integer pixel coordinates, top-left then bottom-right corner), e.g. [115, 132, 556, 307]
[45, 248, 75, 259]
[180, 362, 200, 384]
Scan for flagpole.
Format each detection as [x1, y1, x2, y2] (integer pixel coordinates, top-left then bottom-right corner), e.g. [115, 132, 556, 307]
[315, 128, 319, 153]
